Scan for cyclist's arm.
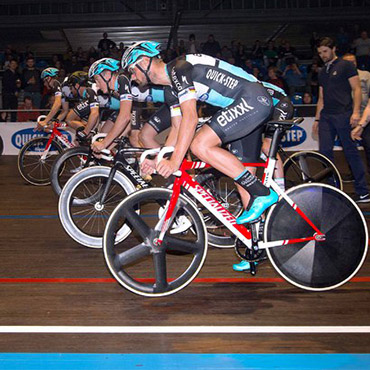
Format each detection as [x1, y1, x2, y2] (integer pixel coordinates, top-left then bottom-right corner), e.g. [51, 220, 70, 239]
[84, 106, 100, 135]
[169, 98, 198, 168]
[101, 100, 132, 149]
[41, 95, 62, 125]
[164, 114, 182, 147]
[56, 101, 69, 121]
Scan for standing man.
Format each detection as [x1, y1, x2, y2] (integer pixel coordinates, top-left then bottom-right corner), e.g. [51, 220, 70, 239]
[313, 37, 369, 203]
[2, 59, 20, 122]
[21, 56, 42, 108]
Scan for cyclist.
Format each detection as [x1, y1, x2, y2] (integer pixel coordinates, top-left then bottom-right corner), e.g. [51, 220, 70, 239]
[38, 67, 74, 129]
[87, 58, 181, 153]
[122, 41, 282, 225]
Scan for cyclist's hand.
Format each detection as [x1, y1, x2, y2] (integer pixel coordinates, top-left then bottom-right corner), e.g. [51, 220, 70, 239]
[350, 112, 361, 127]
[35, 120, 47, 131]
[157, 158, 180, 179]
[141, 158, 156, 175]
[76, 128, 89, 144]
[351, 125, 363, 141]
[91, 140, 105, 153]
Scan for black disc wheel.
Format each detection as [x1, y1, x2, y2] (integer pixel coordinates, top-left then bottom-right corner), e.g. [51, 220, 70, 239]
[103, 188, 208, 297]
[265, 184, 367, 290]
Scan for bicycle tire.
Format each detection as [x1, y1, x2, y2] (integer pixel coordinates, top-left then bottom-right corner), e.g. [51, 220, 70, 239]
[265, 184, 368, 291]
[58, 166, 136, 248]
[195, 168, 242, 248]
[283, 151, 343, 190]
[51, 146, 94, 196]
[18, 136, 64, 186]
[103, 187, 208, 297]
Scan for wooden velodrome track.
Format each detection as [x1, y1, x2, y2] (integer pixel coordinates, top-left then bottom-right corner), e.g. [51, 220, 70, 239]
[0, 154, 369, 354]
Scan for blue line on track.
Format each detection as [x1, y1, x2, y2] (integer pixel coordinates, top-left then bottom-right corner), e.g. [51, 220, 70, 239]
[0, 353, 369, 370]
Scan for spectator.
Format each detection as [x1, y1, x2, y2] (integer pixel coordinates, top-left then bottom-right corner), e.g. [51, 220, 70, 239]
[234, 43, 246, 67]
[343, 53, 370, 113]
[306, 61, 322, 98]
[252, 66, 264, 81]
[98, 32, 116, 57]
[2, 59, 21, 122]
[266, 66, 286, 91]
[202, 34, 221, 58]
[118, 42, 125, 58]
[302, 92, 313, 104]
[278, 40, 297, 68]
[251, 39, 263, 61]
[21, 56, 42, 108]
[186, 34, 199, 54]
[221, 45, 233, 61]
[242, 58, 254, 74]
[65, 55, 82, 74]
[336, 27, 350, 56]
[263, 41, 278, 67]
[88, 46, 99, 60]
[314, 37, 369, 203]
[17, 96, 39, 122]
[52, 54, 60, 66]
[352, 31, 370, 71]
[282, 62, 306, 96]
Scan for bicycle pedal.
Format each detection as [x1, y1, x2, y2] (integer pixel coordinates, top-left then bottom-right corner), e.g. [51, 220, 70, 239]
[248, 216, 262, 225]
[249, 262, 257, 276]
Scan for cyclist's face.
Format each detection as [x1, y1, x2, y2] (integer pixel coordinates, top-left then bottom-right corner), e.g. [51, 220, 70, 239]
[44, 77, 52, 89]
[94, 75, 108, 93]
[129, 60, 147, 86]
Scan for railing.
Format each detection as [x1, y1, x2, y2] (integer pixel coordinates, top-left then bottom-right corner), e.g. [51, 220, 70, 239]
[0, 0, 368, 16]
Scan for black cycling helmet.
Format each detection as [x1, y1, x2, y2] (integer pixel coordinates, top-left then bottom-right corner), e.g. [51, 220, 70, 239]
[68, 71, 88, 87]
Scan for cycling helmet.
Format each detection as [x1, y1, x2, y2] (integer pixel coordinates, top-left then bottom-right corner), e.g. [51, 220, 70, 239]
[68, 71, 88, 87]
[41, 67, 59, 80]
[121, 41, 161, 70]
[88, 58, 120, 79]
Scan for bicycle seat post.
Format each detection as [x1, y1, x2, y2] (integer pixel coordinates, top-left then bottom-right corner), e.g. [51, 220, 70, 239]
[267, 126, 285, 160]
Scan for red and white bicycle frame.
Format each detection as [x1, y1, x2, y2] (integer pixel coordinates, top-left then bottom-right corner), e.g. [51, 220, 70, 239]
[143, 147, 326, 249]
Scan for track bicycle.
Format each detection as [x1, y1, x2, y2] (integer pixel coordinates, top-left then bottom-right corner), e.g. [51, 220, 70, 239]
[102, 118, 368, 297]
[18, 116, 76, 186]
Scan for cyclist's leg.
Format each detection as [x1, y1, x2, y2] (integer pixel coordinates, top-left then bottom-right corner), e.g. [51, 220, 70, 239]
[65, 107, 86, 130]
[190, 87, 277, 224]
[139, 105, 172, 148]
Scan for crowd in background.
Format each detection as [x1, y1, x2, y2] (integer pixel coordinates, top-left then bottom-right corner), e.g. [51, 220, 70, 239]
[1, 25, 370, 122]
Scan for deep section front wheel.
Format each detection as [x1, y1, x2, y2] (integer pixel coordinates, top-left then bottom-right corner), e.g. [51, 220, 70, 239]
[265, 184, 367, 291]
[58, 166, 136, 248]
[103, 188, 208, 297]
[18, 137, 64, 186]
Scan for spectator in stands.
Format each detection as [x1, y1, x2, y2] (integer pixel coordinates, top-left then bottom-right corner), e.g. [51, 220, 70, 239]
[21, 56, 42, 108]
[336, 27, 350, 56]
[2, 59, 21, 122]
[263, 41, 278, 67]
[98, 32, 116, 57]
[234, 42, 246, 67]
[302, 92, 313, 104]
[251, 39, 263, 61]
[266, 66, 285, 91]
[202, 34, 221, 58]
[52, 54, 60, 66]
[88, 46, 99, 61]
[278, 40, 297, 68]
[306, 61, 321, 98]
[118, 42, 125, 58]
[186, 34, 200, 54]
[314, 37, 369, 203]
[252, 65, 264, 81]
[242, 58, 254, 74]
[17, 96, 39, 122]
[352, 31, 370, 71]
[65, 55, 82, 74]
[282, 62, 306, 96]
[221, 45, 233, 61]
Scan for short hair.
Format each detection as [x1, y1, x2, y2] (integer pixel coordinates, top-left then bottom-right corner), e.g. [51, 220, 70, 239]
[343, 53, 355, 59]
[317, 37, 336, 49]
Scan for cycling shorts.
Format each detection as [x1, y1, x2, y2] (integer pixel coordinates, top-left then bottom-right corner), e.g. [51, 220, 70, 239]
[147, 105, 171, 133]
[264, 96, 294, 138]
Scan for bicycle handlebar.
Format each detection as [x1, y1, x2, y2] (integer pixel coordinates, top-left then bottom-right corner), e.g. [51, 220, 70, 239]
[91, 132, 114, 162]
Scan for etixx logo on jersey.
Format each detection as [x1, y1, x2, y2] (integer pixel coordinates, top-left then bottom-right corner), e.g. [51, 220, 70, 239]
[11, 129, 72, 150]
[281, 125, 306, 148]
[217, 98, 254, 127]
[257, 96, 271, 107]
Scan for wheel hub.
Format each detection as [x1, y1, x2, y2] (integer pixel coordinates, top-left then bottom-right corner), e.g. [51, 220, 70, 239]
[94, 202, 104, 211]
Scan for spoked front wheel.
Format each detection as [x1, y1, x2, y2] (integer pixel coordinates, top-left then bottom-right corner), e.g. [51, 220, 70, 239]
[283, 151, 343, 190]
[18, 137, 64, 185]
[265, 184, 368, 291]
[103, 188, 208, 297]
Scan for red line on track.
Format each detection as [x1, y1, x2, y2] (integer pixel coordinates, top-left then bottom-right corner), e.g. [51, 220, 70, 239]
[0, 277, 369, 284]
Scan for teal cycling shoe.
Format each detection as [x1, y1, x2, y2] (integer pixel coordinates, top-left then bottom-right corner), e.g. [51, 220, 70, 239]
[233, 260, 257, 272]
[236, 189, 278, 224]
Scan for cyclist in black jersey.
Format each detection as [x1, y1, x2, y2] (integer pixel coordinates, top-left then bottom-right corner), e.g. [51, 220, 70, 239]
[122, 41, 281, 224]
[38, 67, 74, 129]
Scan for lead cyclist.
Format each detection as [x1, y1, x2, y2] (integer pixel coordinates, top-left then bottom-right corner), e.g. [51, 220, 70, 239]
[121, 41, 296, 272]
